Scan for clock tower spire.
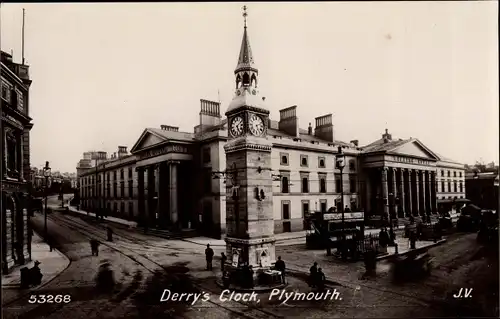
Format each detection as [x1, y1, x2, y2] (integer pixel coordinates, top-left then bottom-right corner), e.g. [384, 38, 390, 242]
[223, 6, 279, 290]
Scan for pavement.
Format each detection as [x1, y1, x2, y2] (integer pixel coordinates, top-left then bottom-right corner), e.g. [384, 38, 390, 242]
[66, 205, 137, 228]
[2, 231, 70, 305]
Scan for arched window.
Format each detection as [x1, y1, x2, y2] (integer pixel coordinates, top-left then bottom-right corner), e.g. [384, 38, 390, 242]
[236, 75, 242, 89]
[251, 74, 257, 87]
[242, 72, 250, 85]
[281, 177, 289, 193]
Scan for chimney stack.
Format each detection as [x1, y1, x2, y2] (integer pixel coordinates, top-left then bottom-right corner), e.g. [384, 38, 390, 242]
[382, 128, 392, 143]
[198, 99, 222, 133]
[314, 114, 335, 142]
[118, 146, 128, 158]
[350, 140, 359, 147]
[278, 105, 299, 137]
[160, 125, 179, 132]
[308, 123, 313, 135]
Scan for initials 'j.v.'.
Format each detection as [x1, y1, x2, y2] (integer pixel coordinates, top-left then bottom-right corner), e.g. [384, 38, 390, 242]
[453, 288, 473, 298]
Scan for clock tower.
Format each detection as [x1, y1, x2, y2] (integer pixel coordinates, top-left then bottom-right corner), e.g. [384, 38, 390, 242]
[223, 6, 277, 287]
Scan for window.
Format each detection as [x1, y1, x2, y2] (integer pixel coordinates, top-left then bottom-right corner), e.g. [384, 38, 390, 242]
[113, 183, 117, 198]
[302, 200, 310, 217]
[318, 157, 325, 168]
[120, 181, 125, 198]
[301, 177, 309, 193]
[349, 159, 356, 171]
[107, 183, 111, 198]
[441, 170, 444, 177]
[441, 181, 445, 192]
[282, 201, 290, 220]
[300, 155, 308, 167]
[120, 169, 124, 180]
[319, 177, 326, 193]
[114, 202, 118, 213]
[280, 153, 289, 165]
[1, 84, 8, 100]
[349, 176, 357, 193]
[113, 171, 117, 180]
[459, 182, 463, 193]
[281, 176, 289, 193]
[120, 202, 125, 214]
[459, 172, 462, 178]
[128, 168, 133, 178]
[6, 132, 18, 177]
[453, 181, 457, 193]
[448, 181, 451, 193]
[320, 200, 327, 212]
[453, 171, 456, 177]
[203, 148, 211, 164]
[128, 180, 133, 198]
[335, 175, 341, 193]
[447, 171, 450, 177]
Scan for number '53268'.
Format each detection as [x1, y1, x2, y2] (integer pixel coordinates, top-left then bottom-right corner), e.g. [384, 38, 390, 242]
[28, 295, 72, 304]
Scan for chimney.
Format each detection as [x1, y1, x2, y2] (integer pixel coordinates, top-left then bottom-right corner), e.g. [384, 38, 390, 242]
[278, 105, 299, 137]
[350, 140, 359, 147]
[160, 125, 179, 132]
[118, 146, 128, 158]
[382, 128, 392, 143]
[262, 97, 266, 101]
[198, 99, 222, 133]
[314, 114, 334, 142]
[308, 123, 313, 135]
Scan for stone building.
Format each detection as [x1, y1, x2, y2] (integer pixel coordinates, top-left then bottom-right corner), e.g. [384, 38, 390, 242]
[1, 50, 33, 273]
[77, 16, 466, 238]
[465, 171, 499, 211]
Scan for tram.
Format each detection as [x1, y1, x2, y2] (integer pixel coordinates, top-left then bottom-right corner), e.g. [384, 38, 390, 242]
[305, 209, 365, 249]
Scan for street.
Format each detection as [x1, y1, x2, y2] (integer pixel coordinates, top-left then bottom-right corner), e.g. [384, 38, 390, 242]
[2, 203, 498, 318]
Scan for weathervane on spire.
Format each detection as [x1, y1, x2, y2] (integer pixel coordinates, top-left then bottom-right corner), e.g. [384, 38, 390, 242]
[242, 5, 248, 28]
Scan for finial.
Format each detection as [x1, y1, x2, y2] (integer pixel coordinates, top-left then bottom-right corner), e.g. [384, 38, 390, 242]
[242, 5, 248, 28]
[385, 128, 388, 134]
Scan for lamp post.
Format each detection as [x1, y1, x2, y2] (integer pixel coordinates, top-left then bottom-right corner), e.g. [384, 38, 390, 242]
[43, 161, 51, 240]
[335, 146, 346, 258]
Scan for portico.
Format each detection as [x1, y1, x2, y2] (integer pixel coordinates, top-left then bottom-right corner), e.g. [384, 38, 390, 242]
[131, 127, 196, 229]
[361, 132, 440, 221]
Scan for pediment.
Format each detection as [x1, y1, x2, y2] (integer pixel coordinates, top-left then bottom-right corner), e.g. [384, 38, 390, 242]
[130, 130, 166, 153]
[389, 140, 439, 160]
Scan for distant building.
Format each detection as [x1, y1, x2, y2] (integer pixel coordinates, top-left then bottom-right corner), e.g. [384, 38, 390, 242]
[1, 50, 34, 274]
[76, 17, 466, 238]
[465, 171, 499, 211]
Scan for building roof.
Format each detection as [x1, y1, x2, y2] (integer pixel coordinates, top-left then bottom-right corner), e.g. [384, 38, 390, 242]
[465, 171, 499, 180]
[360, 137, 410, 153]
[434, 152, 462, 165]
[148, 128, 195, 142]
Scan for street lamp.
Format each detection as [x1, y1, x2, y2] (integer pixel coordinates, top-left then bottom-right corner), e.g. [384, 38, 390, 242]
[335, 146, 346, 259]
[42, 161, 51, 240]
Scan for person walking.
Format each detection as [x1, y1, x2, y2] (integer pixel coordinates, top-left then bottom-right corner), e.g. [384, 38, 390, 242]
[205, 244, 214, 270]
[107, 227, 113, 242]
[309, 262, 318, 287]
[220, 252, 227, 272]
[275, 256, 286, 284]
[90, 239, 100, 256]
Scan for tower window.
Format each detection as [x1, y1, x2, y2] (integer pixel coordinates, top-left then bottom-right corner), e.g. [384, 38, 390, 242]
[242, 72, 250, 85]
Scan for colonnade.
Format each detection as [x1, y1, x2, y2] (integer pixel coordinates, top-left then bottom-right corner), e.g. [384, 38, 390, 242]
[136, 160, 180, 228]
[368, 167, 438, 219]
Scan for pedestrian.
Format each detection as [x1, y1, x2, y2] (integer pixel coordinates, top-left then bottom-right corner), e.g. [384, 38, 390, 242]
[309, 262, 318, 287]
[220, 252, 227, 272]
[31, 261, 43, 286]
[90, 239, 100, 256]
[107, 227, 113, 242]
[205, 244, 214, 270]
[47, 237, 53, 252]
[275, 256, 286, 284]
[247, 265, 254, 288]
[316, 268, 326, 291]
[222, 270, 231, 289]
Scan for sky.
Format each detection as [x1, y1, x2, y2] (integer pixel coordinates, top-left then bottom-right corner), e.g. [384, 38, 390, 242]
[1, 2, 498, 173]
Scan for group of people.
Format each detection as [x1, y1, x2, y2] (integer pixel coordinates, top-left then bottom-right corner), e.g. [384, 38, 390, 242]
[309, 262, 326, 290]
[378, 227, 396, 247]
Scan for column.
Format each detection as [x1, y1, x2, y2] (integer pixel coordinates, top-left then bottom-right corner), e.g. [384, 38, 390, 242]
[426, 171, 432, 215]
[420, 170, 426, 216]
[169, 161, 179, 226]
[391, 168, 398, 219]
[155, 164, 161, 226]
[147, 165, 156, 226]
[364, 172, 371, 214]
[406, 169, 412, 217]
[397, 168, 405, 218]
[158, 162, 169, 228]
[137, 167, 145, 225]
[381, 167, 389, 221]
[431, 171, 438, 214]
[413, 170, 420, 216]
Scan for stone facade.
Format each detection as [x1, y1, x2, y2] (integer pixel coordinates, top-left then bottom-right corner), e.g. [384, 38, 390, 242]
[1, 51, 33, 274]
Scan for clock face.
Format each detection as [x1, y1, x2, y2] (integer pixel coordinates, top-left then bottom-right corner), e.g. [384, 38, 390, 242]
[248, 114, 265, 136]
[230, 116, 244, 137]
